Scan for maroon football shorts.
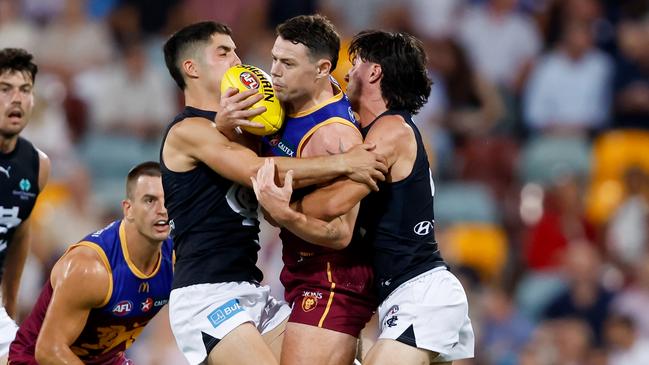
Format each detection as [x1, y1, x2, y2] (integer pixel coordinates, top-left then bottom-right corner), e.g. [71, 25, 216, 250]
[280, 255, 376, 337]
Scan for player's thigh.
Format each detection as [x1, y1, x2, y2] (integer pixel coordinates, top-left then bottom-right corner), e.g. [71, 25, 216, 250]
[262, 316, 287, 362]
[0, 354, 6, 365]
[364, 339, 445, 365]
[358, 312, 379, 360]
[208, 322, 277, 365]
[280, 322, 358, 365]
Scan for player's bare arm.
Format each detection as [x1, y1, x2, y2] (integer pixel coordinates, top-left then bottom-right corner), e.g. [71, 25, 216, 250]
[35, 246, 111, 365]
[163, 118, 386, 190]
[253, 123, 364, 249]
[1, 150, 49, 318]
[297, 114, 409, 220]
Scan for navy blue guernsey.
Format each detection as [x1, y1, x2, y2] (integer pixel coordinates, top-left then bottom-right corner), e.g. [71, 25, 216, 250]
[357, 110, 446, 302]
[160, 106, 262, 289]
[0, 137, 40, 284]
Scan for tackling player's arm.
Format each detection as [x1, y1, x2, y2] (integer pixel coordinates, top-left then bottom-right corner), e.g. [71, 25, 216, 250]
[35, 246, 111, 365]
[253, 123, 366, 249]
[163, 117, 386, 191]
[1, 150, 50, 317]
[297, 115, 402, 220]
[254, 116, 405, 246]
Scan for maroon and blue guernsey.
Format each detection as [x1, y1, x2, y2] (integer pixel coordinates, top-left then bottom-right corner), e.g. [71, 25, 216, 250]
[9, 220, 173, 365]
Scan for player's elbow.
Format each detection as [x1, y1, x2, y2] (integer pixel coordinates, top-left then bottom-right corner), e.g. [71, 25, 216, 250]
[328, 231, 353, 250]
[35, 339, 61, 364]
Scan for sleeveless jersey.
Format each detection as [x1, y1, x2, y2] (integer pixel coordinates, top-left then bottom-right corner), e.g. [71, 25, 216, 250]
[160, 106, 262, 289]
[9, 220, 174, 365]
[261, 84, 366, 267]
[357, 110, 446, 302]
[0, 137, 40, 284]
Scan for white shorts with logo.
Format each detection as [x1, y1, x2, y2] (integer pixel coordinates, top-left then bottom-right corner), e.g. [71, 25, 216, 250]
[0, 306, 18, 357]
[377, 267, 474, 362]
[169, 282, 290, 365]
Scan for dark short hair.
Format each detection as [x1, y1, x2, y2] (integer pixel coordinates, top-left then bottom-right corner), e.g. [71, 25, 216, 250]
[276, 14, 340, 72]
[0, 48, 38, 83]
[349, 30, 432, 114]
[126, 161, 161, 198]
[163, 21, 232, 90]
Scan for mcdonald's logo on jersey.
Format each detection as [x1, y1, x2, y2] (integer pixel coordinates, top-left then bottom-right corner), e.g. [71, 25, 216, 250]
[138, 282, 149, 293]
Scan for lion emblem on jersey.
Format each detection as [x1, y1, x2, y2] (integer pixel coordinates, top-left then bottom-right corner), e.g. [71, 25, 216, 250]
[301, 294, 319, 312]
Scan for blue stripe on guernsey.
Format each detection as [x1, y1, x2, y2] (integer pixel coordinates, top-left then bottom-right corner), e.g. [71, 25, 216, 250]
[66, 220, 174, 358]
[261, 84, 359, 158]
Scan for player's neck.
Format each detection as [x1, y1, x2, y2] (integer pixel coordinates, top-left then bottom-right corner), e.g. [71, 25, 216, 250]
[123, 222, 162, 275]
[287, 79, 335, 115]
[357, 93, 388, 128]
[0, 135, 18, 154]
[184, 86, 220, 112]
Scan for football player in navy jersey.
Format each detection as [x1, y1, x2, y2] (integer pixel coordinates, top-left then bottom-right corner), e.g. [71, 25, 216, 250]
[0, 48, 50, 363]
[160, 21, 386, 365]
[254, 31, 475, 364]
[9, 162, 173, 365]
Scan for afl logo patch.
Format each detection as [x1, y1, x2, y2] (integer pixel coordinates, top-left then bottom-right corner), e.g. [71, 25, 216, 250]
[112, 300, 133, 316]
[268, 133, 281, 147]
[413, 220, 433, 236]
[301, 294, 318, 312]
[239, 72, 260, 89]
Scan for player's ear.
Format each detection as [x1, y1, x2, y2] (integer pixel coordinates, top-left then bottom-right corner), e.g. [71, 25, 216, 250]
[316, 59, 332, 79]
[369, 63, 382, 83]
[122, 199, 133, 221]
[182, 58, 199, 80]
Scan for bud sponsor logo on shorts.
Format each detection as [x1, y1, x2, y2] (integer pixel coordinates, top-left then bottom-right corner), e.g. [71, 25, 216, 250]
[207, 299, 244, 328]
[112, 300, 133, 316]
[301, 291, 322, 312]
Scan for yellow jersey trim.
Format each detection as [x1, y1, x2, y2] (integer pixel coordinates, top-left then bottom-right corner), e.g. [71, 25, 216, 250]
[119, 221, 162, 279]
[288, 84, 344, 118]
[296, 117, 361, 157]
[68, 241, 113, 307]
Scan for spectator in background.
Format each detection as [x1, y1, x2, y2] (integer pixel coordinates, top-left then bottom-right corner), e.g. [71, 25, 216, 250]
[427, 37, 505, 143]
[75, 37, 176, 140]
[542, 244, 617, 345]
[523, 19, 612, 135]
[605, 314, 649, 365]
[525, 174, 597, 271]
[36, 0, 115, 81]
[415, 37, 504, 177]
[480, 284, 535, 365]
[612, 17, 649, 129]
[457, 0, 541, 93]
[0, 0, 38, 51]
[606, 166, 649, 270]
[611, 255, 649, 339]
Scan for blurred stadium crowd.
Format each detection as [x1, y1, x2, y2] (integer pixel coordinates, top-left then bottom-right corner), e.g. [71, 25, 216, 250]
[3, 0, 649, 364]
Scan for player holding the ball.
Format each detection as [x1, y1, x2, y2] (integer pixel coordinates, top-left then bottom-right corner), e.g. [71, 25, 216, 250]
[160, 21, 387, 365]
[254, 30, 475, 365]
[253, 14, 376, 365]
